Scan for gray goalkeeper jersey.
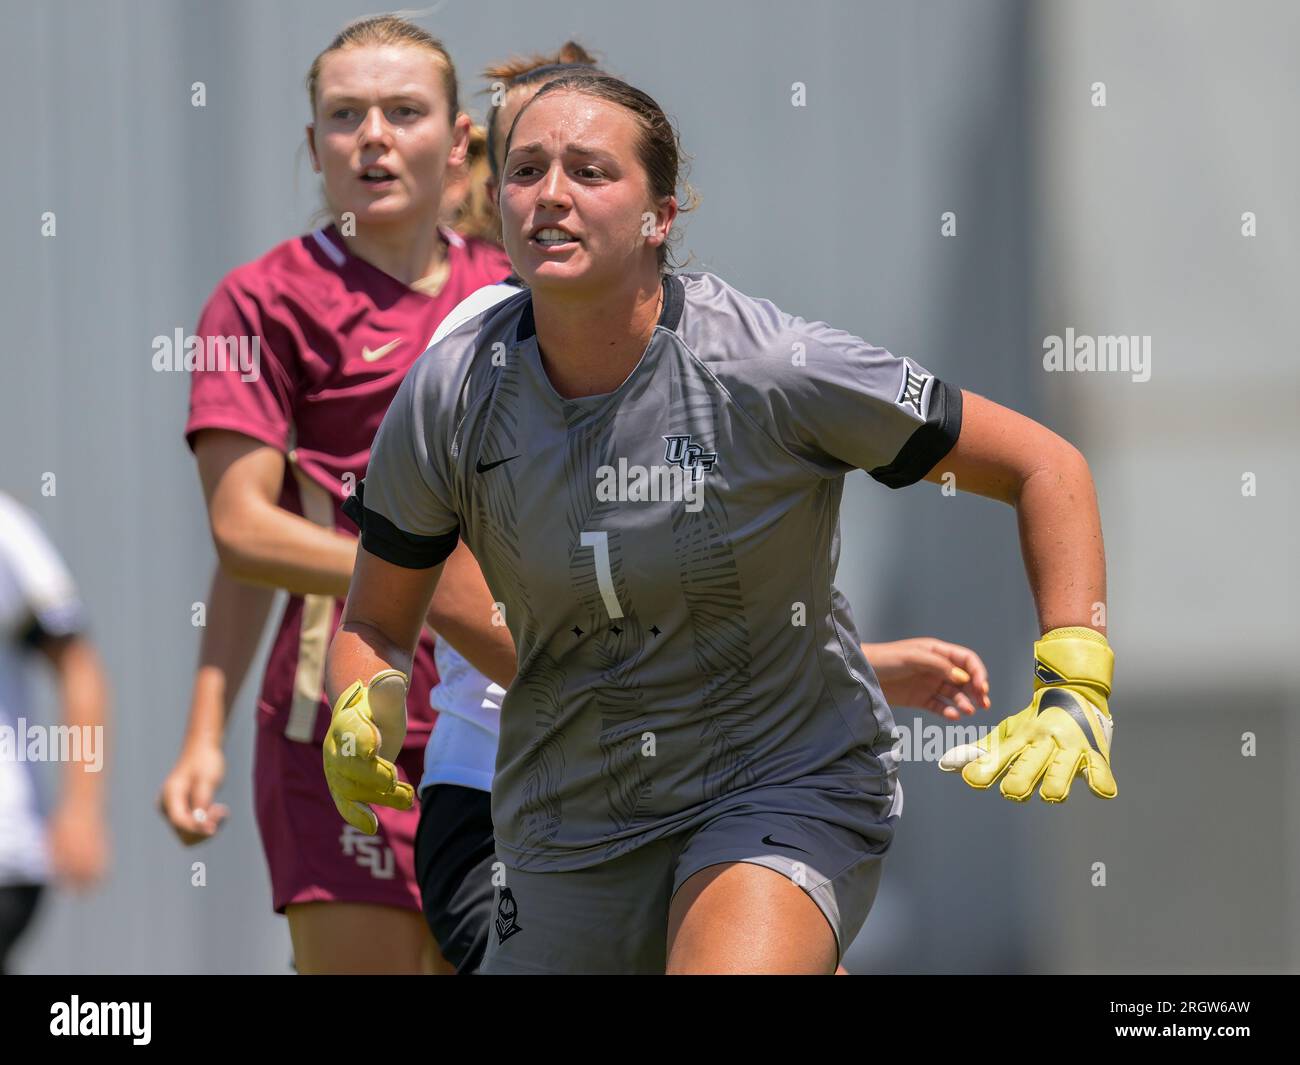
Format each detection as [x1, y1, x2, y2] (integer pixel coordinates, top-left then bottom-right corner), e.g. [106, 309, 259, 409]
[356, 271, 962, 872]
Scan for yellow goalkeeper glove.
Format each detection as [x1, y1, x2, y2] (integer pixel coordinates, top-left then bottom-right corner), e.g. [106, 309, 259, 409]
[322, 669, 414, 834]
[939, 626, 1116, 802]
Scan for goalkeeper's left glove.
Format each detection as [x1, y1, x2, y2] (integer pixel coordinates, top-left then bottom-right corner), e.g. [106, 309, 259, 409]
[322, 669, 413, 834]
[939, 626, 1116, 802]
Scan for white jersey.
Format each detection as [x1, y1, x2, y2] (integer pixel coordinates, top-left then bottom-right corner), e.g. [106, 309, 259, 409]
[419, 282, 521, 796]
[0, 493, 86, 886]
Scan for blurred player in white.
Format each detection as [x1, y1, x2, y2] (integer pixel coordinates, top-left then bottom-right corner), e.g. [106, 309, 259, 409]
[0, 492, 110, 973]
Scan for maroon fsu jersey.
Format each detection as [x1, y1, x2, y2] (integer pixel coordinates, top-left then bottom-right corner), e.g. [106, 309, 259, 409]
[185, 223, 511, 745]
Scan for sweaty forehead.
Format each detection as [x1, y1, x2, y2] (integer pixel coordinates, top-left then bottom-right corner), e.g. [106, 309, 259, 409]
[512, 92, 637, 152]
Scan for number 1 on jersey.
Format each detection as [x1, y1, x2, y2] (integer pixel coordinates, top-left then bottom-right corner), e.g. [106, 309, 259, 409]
[579, 531, 625, 620]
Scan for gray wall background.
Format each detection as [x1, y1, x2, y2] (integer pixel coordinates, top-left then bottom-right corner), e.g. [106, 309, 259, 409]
[1, 0, 1294, 973]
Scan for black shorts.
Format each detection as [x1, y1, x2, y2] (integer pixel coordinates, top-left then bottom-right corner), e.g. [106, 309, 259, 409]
[0, 883, 44, 975]
[414, 784, 496, 974]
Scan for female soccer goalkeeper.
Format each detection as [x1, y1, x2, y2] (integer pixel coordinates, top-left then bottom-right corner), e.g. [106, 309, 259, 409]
[325, 74, 1114, 974]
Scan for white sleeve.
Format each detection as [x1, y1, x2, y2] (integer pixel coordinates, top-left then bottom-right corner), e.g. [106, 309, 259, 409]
[428, 283, 523, 347]
[0, 494, 86, 641]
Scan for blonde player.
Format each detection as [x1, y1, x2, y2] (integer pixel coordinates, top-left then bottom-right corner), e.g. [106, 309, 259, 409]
[157, 16, 514, 974]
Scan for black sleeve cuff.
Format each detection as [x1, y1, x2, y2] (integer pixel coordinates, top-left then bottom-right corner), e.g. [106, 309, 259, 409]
[868, 380, 963, 489]
[21, 610, 85, 651]
[343, 481, 459, 569]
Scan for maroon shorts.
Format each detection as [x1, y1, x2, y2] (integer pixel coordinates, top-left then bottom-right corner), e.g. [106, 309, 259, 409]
[253, 720, 428, 915]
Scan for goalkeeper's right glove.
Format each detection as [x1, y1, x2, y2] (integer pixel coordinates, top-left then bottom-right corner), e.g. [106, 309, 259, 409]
[322, 669, 413, 835]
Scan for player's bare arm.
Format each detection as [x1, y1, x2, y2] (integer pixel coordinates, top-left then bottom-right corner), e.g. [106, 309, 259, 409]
[158, 565, 273, 845]
[924, 389, 1115, 803]
[197, 428, 513, 682]
[321, 549, 446, 835]
[325, 548, 445, 708]
[425, 540, 517, 689]
[194, 429, 359, 598]
[861, 637, 992, 719]
[37, 633, 111, 890]
[922, 390, 1106, 634]
[189, 566, 275, 730]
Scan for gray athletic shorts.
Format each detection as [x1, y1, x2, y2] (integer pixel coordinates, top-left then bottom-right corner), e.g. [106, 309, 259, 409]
[481, 802, 893, 974]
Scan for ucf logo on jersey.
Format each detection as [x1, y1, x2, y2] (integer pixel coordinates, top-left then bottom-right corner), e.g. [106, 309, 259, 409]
[594, 434, 719, 514]
[662, 434, 718, 481]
